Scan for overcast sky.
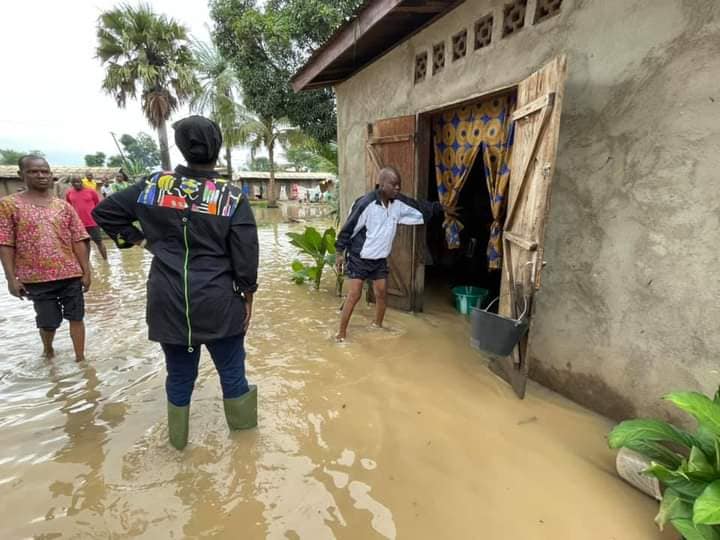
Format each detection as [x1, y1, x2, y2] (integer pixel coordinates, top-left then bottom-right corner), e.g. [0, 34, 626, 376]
[0, 0, 253, 168]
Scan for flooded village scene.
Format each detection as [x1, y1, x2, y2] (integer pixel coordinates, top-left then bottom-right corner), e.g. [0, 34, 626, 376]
[1, 1, 719, 539]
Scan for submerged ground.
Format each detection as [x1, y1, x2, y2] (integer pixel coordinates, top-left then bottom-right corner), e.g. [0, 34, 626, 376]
[0, 208, 672, 539]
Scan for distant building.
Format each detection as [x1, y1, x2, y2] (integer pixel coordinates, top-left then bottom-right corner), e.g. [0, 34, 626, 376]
[0, 165, 121, 197]
[234, 171, 337, 201]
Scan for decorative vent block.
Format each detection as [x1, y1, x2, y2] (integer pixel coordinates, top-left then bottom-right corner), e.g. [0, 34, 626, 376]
[502, 0, 527, 37]
[474, 14, 493, 50]
[452, 30, 467, 61]
[415, 52, 428, 83]
[433, 42, 445, 74]
[534, 0, 562, 24]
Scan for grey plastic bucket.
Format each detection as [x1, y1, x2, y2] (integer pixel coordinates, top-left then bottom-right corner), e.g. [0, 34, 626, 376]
[470, 297, 529, 356]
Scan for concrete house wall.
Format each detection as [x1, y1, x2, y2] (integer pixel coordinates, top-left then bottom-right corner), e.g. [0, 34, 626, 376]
[335, 0, 720, 421]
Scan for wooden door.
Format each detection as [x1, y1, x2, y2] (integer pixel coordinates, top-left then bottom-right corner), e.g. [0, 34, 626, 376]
[491, 55, 568, 398]
[365, 115, 420, 311]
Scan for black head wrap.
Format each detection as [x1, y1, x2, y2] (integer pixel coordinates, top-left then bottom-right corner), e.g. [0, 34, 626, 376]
[173, 115, 223, 165]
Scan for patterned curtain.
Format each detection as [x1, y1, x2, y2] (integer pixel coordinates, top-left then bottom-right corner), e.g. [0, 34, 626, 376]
[482, 99, 515, 270]
[433, 95, 515, 264]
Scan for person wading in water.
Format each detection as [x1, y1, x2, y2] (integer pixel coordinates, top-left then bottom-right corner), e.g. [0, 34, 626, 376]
[93, 116, 259, 450]
[66, 177, 108, 260]
[0, 156, 91, 361]
[335, 167, 450, 341]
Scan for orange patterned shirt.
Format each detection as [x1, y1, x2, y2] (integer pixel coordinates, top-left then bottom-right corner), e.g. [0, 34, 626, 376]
[0, 194, 89, 283]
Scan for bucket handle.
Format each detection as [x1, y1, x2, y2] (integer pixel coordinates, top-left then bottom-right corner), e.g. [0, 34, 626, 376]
[483, 295, 528, 321]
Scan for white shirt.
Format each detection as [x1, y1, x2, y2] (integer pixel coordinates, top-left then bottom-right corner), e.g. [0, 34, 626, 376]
[351, 198, 424, 259]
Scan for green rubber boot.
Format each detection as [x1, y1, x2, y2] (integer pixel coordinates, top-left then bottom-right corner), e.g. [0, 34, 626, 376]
[223, 385, 258, 430]
[167, 402, 190, 450]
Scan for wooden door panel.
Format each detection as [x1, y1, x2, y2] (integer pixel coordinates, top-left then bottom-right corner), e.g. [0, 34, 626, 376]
[365, 116, 419, 311]
[491, 55, 568, 398]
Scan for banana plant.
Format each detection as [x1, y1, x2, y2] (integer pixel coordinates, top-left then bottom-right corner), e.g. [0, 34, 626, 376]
[287, 226, 343, 294]
[609, 389, 720, 540]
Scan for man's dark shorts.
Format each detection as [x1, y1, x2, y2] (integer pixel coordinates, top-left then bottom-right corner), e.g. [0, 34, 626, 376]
[346, 256, 388, 281]
[86, 226, 102, 243]
[24, 278, 85, 330]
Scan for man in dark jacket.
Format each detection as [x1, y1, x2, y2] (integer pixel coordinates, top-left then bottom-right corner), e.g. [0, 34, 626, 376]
[335, 167, 445, 340]
[93, 116, 259, 450]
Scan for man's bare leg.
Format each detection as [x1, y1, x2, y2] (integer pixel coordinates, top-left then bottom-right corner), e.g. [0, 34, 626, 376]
[69, 321, 86, 362]
[372, 278, 388, 328]
[337, 279, 364, 341]
[39, 329, 56, 358]
[94, 239, 108, 260]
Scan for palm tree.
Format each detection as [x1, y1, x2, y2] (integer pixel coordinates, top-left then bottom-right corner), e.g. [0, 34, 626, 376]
[190, 40, 243, 182]
[237, 113, 294, 207]
[97, 3, 198, 170]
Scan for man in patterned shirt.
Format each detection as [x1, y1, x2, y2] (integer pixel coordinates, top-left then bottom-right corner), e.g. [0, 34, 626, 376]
[0, 156, 92, 361]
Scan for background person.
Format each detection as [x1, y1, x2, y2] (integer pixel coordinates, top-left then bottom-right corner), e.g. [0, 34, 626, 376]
[112, 170, 130, 193]
[66, 177, 108, 260]
[81, 171, 97, 191]
[100, 177, 113, 199]
[0, 156, 91, 361]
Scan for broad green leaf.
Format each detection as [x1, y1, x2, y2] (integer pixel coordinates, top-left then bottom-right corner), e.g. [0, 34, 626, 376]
[694, 480, 720, 525]
[303, 227, 323, 251]
[671, 518, 720, 540]
[688, 447, 717, 479]
[287, 233, 317, 256]
[646, 463, 709, 499]
[322, 228, 337, 253]
[287, 234, 309, 253]
[287, 228, 323, 257]
[291, 260, 306, 272]
[665, 392, 720, 438]
[656, 488, 691, 530]
[609, 419, 700, 452]
[696, 426, 719, 463]
[619, 439, 682, 469]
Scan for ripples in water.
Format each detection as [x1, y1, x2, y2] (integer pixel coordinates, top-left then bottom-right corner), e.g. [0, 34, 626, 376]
[0, 215, 671, 539]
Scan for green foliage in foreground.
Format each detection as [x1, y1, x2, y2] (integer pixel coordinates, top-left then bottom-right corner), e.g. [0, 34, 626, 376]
[609, 389, 720, 539]
[287, 226, 342, 294]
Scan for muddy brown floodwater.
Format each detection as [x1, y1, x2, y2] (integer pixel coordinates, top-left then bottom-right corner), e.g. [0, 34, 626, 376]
[0, 208, 674, 539]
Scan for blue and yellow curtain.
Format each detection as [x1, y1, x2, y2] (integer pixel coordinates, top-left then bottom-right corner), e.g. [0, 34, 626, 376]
[433, 95, 515, 268]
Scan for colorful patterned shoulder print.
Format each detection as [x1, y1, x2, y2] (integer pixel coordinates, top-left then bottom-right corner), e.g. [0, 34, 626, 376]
[137, 172, 243, 217]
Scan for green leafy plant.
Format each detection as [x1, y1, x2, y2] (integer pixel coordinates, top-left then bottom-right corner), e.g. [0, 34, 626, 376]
[609, 389, 720, 539]
[287, 226, 342, 294]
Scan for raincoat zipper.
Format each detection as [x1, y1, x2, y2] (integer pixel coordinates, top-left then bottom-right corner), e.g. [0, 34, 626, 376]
[182, 221, 193, 352]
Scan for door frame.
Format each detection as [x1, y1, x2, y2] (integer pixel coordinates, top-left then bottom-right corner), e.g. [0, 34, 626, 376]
[413, 56, 567, 400]
[414, 85, 520, 312]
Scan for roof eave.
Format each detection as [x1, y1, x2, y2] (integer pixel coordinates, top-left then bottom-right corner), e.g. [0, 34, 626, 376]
[292, 0, 466, 93]
[291, 0, 405, 92]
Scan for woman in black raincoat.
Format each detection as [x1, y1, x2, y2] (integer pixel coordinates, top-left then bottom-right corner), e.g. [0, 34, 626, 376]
[93, 116, 259, 450]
